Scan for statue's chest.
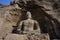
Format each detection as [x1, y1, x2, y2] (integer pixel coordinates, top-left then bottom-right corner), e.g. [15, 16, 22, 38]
[23, 21, 34, 30]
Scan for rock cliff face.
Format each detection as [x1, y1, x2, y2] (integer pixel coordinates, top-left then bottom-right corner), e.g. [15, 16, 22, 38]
[0, 0, 60, 40]
[41, 0, 60, 22]
[0, 4, 50, 40]
[0, 4, 22, 39]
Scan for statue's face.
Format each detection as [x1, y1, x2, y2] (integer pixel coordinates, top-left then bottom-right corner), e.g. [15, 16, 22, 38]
[26, 12, 32, 19]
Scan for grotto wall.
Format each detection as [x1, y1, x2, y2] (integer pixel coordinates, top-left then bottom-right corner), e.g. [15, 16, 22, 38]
[0, 0, 60, 40]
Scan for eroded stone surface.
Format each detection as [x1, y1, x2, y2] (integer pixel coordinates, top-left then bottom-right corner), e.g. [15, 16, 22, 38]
[0, 0, 60, 40]
[4, 33, 50, 40]
[5, 34, 27, 40]
[0, 4, 22, 38]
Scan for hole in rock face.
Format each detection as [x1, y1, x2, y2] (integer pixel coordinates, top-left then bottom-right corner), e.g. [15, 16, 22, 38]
[12, 26, 18, 34]
[53, 2, 60, 9]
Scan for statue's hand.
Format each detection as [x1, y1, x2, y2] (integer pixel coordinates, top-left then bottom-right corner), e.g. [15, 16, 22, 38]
[17, 29, 20, 31]
[17, 29, 23, 34]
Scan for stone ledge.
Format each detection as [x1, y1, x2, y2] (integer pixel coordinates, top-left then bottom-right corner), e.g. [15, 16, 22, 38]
[4, 33, 50, 40]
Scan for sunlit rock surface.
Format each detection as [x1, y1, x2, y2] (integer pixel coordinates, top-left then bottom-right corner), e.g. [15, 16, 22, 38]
[5, 34, 27, 40]
[0, 4, 22, 39]
[0, 0, 60, 40]
[4, 33, 50, 40]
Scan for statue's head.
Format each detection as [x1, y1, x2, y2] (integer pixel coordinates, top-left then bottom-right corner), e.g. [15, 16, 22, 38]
[26, 11, 32, 19]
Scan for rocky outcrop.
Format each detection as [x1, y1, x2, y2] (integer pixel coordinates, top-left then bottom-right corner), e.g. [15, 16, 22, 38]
[0, 4, 22, 39]
[0, 0, 60, 40]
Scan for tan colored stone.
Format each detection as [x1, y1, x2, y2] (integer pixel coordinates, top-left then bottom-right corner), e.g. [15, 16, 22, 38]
[0, 39, 2, 40]
[0, 6, 22, 38]
[41, 33, 50, 40]
[5, 34, 27, 40]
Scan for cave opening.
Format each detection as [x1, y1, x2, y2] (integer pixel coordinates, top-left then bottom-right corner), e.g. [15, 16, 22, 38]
[12, 0, 60, 39]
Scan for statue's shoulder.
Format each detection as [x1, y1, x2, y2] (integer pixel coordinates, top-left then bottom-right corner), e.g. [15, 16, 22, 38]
[32, 20, 38, 23]
[33, 20, 38, 23]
